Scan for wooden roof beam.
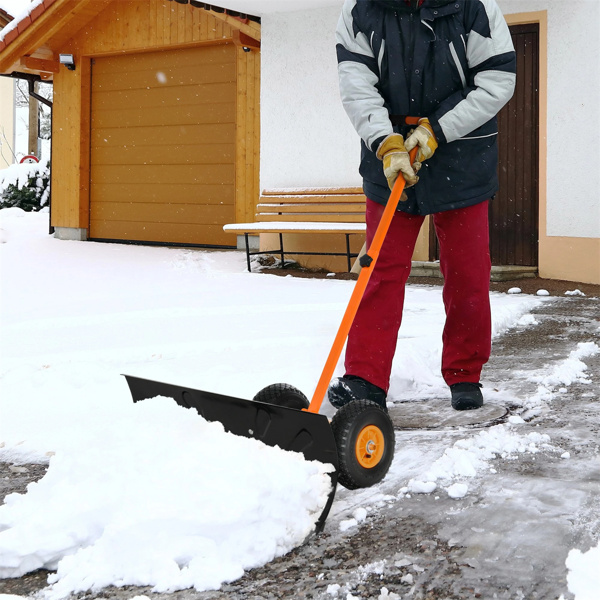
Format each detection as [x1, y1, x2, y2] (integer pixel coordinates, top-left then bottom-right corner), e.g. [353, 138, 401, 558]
[205, 8, 261, 40]
[0, 0, 101, 74]
[167, 0, 261, 40]
[20, 55, 59, 74]
[232, 30, 260, 51]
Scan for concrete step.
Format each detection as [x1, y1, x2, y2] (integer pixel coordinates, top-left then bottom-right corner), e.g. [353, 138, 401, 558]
[410, 261, 538, 282]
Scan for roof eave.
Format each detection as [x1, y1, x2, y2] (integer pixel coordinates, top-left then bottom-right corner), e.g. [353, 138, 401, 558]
[0, 0, 261, 77]
[0, 0, 67, 76]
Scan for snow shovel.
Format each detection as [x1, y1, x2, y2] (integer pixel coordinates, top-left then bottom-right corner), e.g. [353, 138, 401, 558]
[125, 146, 418, 532]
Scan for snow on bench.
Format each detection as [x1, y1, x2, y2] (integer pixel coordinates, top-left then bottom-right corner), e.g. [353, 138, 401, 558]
[224, 188, 366, 272]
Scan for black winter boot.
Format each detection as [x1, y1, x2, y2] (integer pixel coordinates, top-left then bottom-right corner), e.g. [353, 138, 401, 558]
[450, 382, 483, 411]
[328, 375, 387, 411]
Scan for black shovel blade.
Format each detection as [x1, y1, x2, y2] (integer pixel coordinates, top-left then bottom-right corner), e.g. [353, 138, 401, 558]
[124, 375, 338, 532]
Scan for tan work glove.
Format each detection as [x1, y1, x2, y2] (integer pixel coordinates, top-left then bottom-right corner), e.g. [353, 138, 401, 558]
[376, 133, 419, 191]
[404, 117, 438, 164]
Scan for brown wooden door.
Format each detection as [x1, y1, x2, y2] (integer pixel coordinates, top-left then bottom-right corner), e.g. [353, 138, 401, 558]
[89, 44, 236, 246]
[493, 23, 539, 266]
[430, 23, 539, 266]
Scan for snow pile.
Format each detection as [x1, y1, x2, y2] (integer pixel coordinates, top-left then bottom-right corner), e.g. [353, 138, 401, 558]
[0, 395, 333, 596]
[533, 342, 599, 388]
[405, 423, 554, 498]
[521, 342, 600, 419]
[490, 294, 544, 337]
[566, 542, 600, 600]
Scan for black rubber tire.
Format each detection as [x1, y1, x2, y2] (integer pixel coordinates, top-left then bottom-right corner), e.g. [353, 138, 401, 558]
[331, 400, 395, 490]
[252, 383, 310, 410]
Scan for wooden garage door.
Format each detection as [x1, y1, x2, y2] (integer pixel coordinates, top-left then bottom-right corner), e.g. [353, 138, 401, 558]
[89, 45, 236, 246]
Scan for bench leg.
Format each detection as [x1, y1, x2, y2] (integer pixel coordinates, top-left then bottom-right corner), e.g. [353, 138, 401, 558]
[279, 233, 285, 268]
[244, 233, 252, 272]
[345, 234, 352, 272]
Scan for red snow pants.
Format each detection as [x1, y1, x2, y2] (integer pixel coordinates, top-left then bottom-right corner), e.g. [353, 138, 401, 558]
[345, 198, 492, 392]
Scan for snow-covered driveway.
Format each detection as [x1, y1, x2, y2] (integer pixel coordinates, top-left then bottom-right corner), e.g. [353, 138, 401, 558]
[1, 208, 598, 600]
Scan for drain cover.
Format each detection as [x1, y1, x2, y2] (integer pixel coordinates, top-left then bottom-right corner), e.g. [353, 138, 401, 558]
[388, 400, 507, 429]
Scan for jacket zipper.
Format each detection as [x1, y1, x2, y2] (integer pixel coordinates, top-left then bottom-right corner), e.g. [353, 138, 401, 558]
[449, 41, 467, 88]
[407, 11, 415, 100]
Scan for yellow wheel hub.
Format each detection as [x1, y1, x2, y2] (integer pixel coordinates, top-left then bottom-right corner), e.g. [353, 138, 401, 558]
[355, 425, 385, 469]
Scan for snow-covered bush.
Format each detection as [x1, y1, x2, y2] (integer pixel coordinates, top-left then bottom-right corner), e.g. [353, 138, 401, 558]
[0, 161, 50, 212]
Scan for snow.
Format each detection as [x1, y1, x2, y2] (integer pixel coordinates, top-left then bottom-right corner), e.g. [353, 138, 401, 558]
[0, 0, 43, 42]
[0, 161, 45, 190]
[446, 483, 469, 499]
[532, 342, 599, 388]
[402, 423, 555, 502]
[0, 162, 49, 213]
[0, 394, 333, 594]
[519, 342, 600, 420]
[326, 583, 341, 596]
[407, 480, 437, 495]
[0, 208, 596, 598]
[224, 221, 365, 232]
[566, 542, 600, 600]
[0, 0, 30, 20]
[339, 507, 368, 532]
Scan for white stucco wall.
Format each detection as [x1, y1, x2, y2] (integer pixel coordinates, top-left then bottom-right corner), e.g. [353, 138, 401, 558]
[260, 0, 599, 240]
[0, 76, 15, 169]
[260, 2, 360, 190]
[497, 0, 599, 239]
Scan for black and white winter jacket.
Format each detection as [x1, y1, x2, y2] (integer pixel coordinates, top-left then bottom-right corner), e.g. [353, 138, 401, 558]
[336, 0, 516, 214]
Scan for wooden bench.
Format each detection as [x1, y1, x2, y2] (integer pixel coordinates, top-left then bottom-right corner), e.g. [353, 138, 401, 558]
[223, 188, 366, 272]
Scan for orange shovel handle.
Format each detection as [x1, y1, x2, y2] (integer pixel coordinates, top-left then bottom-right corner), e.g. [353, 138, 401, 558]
[307, 147, 419, 414]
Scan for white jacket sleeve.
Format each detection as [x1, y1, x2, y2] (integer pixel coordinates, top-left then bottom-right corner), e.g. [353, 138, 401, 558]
[434, 0, 516, 143]
[336, 0, 393, 152]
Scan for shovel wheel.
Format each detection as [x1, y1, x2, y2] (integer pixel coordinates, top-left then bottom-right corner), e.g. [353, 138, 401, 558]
[252, 383, 310, 410]
[331, 400, 395, 490]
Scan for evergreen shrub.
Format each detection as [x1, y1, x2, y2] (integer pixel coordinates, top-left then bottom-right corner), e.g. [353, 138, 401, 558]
[0, 161, 50, 212]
